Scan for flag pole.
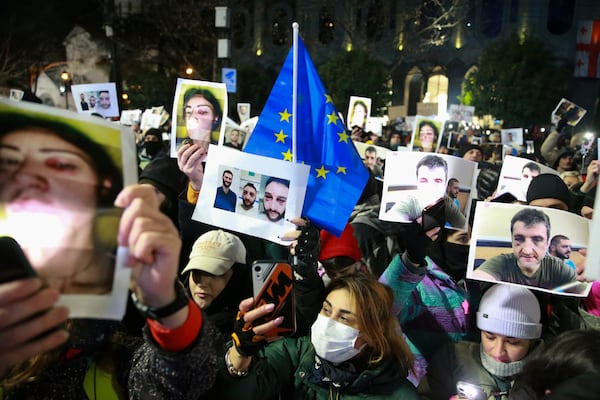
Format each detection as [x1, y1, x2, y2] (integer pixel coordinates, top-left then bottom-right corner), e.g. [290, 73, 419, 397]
[292, 22, 299, 164]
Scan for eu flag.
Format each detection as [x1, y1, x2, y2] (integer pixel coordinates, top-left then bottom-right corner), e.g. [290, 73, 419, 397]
[244, 37, 369, 236]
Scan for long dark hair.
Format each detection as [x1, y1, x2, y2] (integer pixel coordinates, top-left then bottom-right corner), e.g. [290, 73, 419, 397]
[512, 329, 600, 398]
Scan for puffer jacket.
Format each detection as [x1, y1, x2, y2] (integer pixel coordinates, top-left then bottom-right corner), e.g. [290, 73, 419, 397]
[210, 336, 419, 400]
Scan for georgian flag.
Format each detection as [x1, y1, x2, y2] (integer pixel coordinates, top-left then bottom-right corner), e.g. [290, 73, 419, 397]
[574, 20, 600, 78]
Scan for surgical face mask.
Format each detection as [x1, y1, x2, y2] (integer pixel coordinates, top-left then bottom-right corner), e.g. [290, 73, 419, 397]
[310, 314, 363, 364]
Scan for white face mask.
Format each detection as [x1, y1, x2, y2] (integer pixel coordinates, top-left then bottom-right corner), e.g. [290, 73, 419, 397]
[310, 314, 364, 364]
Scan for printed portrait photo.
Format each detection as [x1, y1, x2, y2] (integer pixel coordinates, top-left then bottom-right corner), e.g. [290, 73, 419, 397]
[410, 116, 445, 153]
[448, 104, 475, 122]
[352, 141, 391, 179]
[551, 98, 587, 126]
[583, 189, 600, 282]
[120, 109, 142, 126]
[222, 117, 245, 151]
[193, 145, 309, 244]
[0, 99, 138, 319]
[468, 202, 591, 297]
[170, 78, 228, 158]
[346, 96, 372, 131]
[237, 102, 251, 123]
[71, 82, 120, 118]
[495, 155, 558, 202]
[501, 128, 523, 148]
[378, 152, 477, 229]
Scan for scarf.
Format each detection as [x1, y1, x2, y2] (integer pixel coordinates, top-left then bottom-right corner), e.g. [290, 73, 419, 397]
[306, 355, 362, 391]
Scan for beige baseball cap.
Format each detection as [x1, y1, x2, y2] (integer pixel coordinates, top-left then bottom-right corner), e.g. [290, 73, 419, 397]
[181, 230, 246, 276]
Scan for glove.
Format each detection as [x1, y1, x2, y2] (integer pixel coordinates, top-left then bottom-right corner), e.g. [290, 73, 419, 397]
[404, 220, 434, 266]
[292, 221, 320, 276]
[556, 117, 568, 135]
[231, 310, 265, 358]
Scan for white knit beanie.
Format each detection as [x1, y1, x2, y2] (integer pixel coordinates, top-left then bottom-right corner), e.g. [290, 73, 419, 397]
[476, 284, 542, 339]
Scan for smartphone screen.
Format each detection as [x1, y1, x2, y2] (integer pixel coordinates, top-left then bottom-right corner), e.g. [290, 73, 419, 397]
[251, 261, 296, 337]
[0, 236, 37, 284]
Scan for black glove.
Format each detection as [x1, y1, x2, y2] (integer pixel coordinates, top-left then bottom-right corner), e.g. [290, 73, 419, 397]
[231, 310, 265, 358]
[557, 117, 568, 135]
[403, 220, 434, 266]
[292, 221, 320, 277]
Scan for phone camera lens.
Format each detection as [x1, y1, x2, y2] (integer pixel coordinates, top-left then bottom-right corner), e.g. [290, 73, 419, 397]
[254, 266, 261, 272]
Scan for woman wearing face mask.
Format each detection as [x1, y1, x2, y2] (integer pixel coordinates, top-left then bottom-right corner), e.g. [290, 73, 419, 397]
[418, 284, 543, 400]
[214, 274, 419, 400]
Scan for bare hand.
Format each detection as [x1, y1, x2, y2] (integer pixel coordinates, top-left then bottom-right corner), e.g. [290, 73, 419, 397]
[176, 143, 207, 191]
[0, 279, 69, 378]
[115, 185, 182, 309]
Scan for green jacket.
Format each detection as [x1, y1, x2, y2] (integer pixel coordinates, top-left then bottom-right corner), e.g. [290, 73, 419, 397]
[417, 341, 512, 400]
[211, 337, 419, 400]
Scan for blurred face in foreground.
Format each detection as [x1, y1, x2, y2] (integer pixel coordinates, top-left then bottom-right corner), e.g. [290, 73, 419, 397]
[0, 128, 113, 292]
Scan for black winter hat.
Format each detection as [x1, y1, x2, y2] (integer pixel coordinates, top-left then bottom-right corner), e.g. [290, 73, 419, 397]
[526, 173, 571, 207]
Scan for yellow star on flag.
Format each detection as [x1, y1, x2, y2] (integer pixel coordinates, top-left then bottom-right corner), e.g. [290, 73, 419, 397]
[282, 149, 293, 161]
[274, 130, 288, 143]
[326, 111, 339, 125]
[337, 131, 349, 143]
[279, 108, 292, 123]
[336, 166, 347, 174]
[315, 165, 329, 179]
[324, 94, 333, 103]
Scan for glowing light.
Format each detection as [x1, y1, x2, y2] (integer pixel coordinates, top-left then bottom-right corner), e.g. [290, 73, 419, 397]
[185, 67, 194, 75]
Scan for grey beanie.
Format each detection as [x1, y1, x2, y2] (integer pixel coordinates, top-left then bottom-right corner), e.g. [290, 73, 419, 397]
[477, 284, 542, 339]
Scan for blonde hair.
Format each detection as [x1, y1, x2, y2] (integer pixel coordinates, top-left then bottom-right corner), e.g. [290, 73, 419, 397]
[326, 275, 414, 371]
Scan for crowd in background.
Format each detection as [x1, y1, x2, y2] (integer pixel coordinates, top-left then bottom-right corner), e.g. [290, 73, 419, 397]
[1, 92, 600, 400]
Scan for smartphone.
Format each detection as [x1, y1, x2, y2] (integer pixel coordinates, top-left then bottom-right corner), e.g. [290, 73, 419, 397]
[456, 381, 487, 400]
[421, 198, 446, 231]
[251, 261, 296, 337]
[0, 236, 37, 284]
[491, 192, 518, 204]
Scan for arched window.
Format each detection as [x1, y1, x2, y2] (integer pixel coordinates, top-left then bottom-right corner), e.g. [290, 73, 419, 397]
[424, 69, 449, 116]
[319, 6, 335, 44]
[480, 0, 503, 38]
[547, 0, 574, 35]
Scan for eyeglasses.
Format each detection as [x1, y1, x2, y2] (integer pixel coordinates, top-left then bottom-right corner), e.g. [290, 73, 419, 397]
[184, 105, 214, 118]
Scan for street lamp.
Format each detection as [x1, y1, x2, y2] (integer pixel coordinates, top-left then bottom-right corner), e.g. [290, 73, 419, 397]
[60, 70, 71, 110]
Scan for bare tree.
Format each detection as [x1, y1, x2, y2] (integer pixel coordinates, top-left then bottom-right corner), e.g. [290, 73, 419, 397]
[406, 0, 468, 50]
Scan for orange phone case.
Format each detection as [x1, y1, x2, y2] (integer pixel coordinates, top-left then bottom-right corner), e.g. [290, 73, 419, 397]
[252, 261, 296, 337]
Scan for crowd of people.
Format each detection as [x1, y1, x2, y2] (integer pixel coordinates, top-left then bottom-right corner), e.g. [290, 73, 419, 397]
[1, 90, 600, 400]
